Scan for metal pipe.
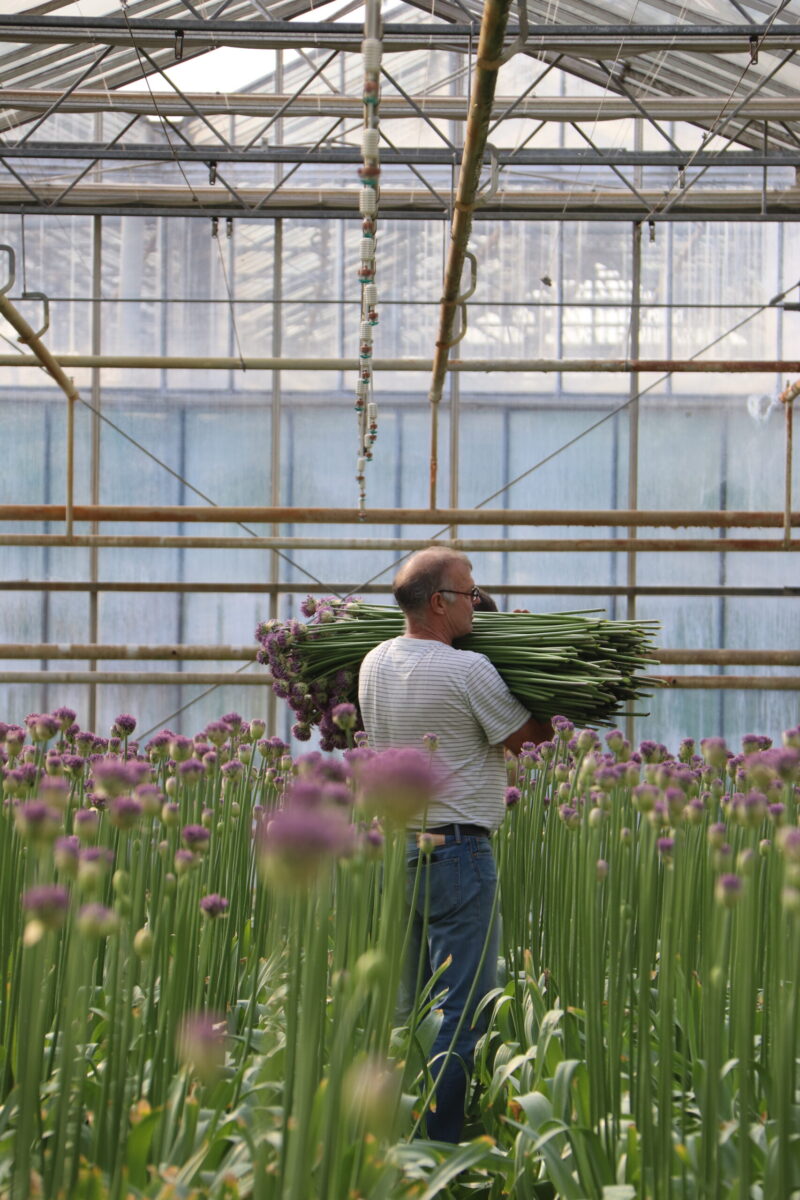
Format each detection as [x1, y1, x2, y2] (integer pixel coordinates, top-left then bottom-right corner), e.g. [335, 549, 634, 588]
[2, 581, 796, 598]
[0, 670, 797, 689]
[4, 644, 800, 665]
[428, 0, 514, 508]
[626, 220, 641, 743]
[780, 378, 799, 547]
[0, 505, 797, 527]
[1, 353, 799, 372]
[6, 90, 800, 122]
[655, 676, 800, 691]
[0, 671, 267, 685]
[0, 534, 797, 552]
[0, 293, 81, 463]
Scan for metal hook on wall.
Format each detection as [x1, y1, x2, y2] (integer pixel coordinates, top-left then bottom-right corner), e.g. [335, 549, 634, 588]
[0, 245, 16, 296]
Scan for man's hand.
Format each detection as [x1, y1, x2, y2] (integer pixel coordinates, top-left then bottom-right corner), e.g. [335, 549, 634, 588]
[503, 716, 554, 755]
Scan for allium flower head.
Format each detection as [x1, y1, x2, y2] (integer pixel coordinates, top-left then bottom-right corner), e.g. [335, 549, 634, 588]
[169, 735, 193, 763]
[177, 1012, 227, 1083]
[355, 747, 439, 828]
[113, 714, 137, 737]
[200, 893, 229, 918]
[55, 835, 80, 876]
[31, 715, 59, 744]
[15, 801, 61, 845]
[258, 801, 355, 890]
[700, 737, 729, 769]
[221, 713, 243, 734]
[109, 796, 143, 830]
[77, 903, 119, 938]
[182, 824, 211, 852]
[657, 836, 675, 859]
[74, 807, 100, 841]
[715, 873, 743, 907]
[39, 775, 70, 810]
[332, 703, 358, 731]
[52, 707, 77, 732]
[505, 786, 521, 808]
[22, 884, 69, 937]
[174, 848, 198, 875]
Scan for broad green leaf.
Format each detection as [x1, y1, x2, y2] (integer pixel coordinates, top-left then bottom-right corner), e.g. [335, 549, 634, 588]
[416, 1136, 498, 1200]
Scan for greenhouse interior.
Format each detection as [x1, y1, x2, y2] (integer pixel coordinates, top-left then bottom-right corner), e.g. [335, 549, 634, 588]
[1, 0, 800, 1195]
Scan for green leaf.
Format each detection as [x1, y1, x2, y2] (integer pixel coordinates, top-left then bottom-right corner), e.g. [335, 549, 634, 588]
[126, 1108, 161, 1187]
[552, 1059, 583, 1123]
[415, 1136, 499, 1200]
[515, 1090, 554, 1133]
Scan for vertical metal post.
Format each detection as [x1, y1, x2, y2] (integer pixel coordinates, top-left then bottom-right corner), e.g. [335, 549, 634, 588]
[785, 393, 794, 547]
[89, 213, 102, 730]
[268, 218, 283, 735]
[626, 219, 642, 744]
[66, 390, 75, 537]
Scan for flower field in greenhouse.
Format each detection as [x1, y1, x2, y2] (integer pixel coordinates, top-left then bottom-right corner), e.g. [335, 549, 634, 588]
[1, 708, 799, 1199]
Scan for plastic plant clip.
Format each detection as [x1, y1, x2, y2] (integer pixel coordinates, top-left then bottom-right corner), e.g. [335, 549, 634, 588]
[362, 38, 382, 71]
[361, 128, 380, 160]
[359, 188, 377, 216]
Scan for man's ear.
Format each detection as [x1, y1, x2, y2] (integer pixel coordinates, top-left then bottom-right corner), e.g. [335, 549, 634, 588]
[429, 591, 446, 615]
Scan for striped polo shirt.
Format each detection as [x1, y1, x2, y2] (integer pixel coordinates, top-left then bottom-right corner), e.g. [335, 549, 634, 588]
[358, 636, 530, 831]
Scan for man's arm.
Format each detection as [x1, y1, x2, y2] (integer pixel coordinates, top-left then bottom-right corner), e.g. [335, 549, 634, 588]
[503, 716, 553, 755]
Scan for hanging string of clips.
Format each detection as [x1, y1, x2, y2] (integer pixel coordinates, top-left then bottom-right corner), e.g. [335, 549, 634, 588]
[355, 0, 382, 514]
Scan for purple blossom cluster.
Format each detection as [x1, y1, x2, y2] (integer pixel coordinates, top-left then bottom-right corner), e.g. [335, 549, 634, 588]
[255, 597, 363, 750]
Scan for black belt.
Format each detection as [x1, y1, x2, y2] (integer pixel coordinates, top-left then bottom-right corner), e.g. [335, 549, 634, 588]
[426, 823, 490, 838]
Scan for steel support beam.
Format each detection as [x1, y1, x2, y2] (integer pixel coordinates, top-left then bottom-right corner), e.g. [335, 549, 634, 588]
[4, 90, 800, 123]
[0, 18, 798, 56]
[2, 505, 797, 526]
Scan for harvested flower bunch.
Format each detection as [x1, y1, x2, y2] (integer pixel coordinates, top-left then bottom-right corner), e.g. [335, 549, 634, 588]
[256, 598, 660, 748]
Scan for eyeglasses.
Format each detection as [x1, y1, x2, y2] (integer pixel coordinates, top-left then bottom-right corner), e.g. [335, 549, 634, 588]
[439, 587, 481, 603]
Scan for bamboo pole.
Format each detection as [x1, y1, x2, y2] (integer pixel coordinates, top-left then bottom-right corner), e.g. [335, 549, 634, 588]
[0, 534, 797, 552]
[428, 0, 514, 508]
[3, 353, 799, 372]
[780, 378, 799, 547]
[0, 505, 797, 527]
[2, 644, 800, 665]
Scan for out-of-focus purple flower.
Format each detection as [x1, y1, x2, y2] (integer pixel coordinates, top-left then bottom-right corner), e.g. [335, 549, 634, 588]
[5, 726, 25, 757]
[332, 703, 358, 731]
[505, 786, 521, 808]
[552, 716, 574, 737]
[31, 715, 59, 744]
[77, 903, 119, 937]
[221, 759, 245, 782]
[782, 726, 800, 751]
[52, 707, 77, 732]
[177, 1011, 227, 1083]
[55, 835, 80, 876]
[258, 801, 355, 890]
[222, 713, 243, 734]
[182, 824, 211, 853]
[177, 758, 204, 785]
[169, 735, 194, 763]
[15, 801, 60, 845]
[355, 747, 439, 828]
[678, 737, 696, 763]
[742, 733, 772, 755]
[605, 729, 626, 754]
[92, 759, 137, 800]
[175, 848, 198, 875]
[657, 836, 675, 859]
[715, 873, 743, 907]
[22, 884, 69, 933]
[74, 807, 100, 841]
[558, 805, 579, 830]
[75, 732, 95, 756]
[292, 722, 312, 742]
[700, 737, 728, 768]
[77, 846, 114, 893]
[161, 801, 181, 829]
[134, 783, 163, 817]
[200, 893, 229, 918]
[768, 802, 785, 825]
[778, 826, 800, 862]
[109, 796, 143, 831]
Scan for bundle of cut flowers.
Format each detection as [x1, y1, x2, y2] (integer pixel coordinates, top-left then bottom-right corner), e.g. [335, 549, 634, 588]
[256, 596, 660, 747]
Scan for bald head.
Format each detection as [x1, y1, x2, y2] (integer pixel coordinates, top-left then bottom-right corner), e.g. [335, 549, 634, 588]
[393, 547, 472, 615]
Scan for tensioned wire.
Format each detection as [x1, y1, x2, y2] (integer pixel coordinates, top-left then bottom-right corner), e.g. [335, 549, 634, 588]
[137, 267, 800, 739]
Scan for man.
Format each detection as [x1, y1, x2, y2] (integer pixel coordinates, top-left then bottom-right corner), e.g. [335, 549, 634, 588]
[358, 546, 551, 1142]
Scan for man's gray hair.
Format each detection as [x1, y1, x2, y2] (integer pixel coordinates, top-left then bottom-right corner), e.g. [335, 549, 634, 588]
[393, 547, 471, 614]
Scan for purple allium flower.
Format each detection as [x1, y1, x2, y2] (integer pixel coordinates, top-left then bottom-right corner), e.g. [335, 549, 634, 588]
[174, 848, 198, 875]
[768, 802, 786, 825]
[52, 707, 77, 732]
[178, 758, 204, 785]
[55, 835, 80, 875]
[77, 903, 119, 937]
[220, 759, 245, 782]
[782, 726, 800, 751]
[778, 826, 800, 862]
[558, 805, 579, 830]
[331, 703, 358, 731]
[200, 893, 229, 918]
[221, 713, 243, 734]
[29, 714, 58, 744]
[113, 713, 137, 737]
[715, 873, 743, 907]
[258, 802, 355, 890]
[169, 735, 193, 763]
[177, 1012, 227, 1082]
[109, 796, 143, 830]
[355, 747, 439, 828]
[182, 824, 211, 852]
[5, 726, 25, 756]
[420, 733, 439, 754]
[505, 786, 521, 808]
[161, 802, 181, 829]
[596, 859, 609, 881]
[74, 807, 100, 841]
[14, 801, 60, 844]
[22, 884, 69, 931]
[552, 716, 574, 737]
[605, 729, 626, 753]
[292, 723, 312, 742]
[657, 836, 675, 859]
[74, 732, 95, 756]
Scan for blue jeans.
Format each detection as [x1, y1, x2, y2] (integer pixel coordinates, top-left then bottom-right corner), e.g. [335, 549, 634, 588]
[400, 827, 498, 1143]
